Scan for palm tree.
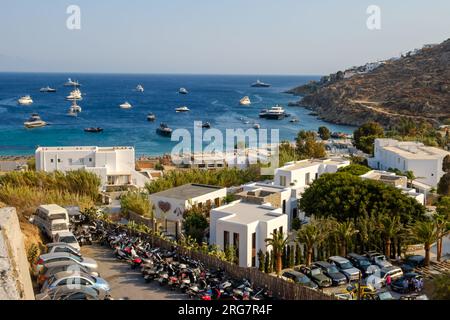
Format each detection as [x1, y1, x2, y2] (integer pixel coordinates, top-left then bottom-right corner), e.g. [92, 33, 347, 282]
[378, 214, 403, 258]
[265, 231, 288, 275]
[333, 220, 359, 257]
[296, 218, 328, 266]
[409, 220, 438, 266]
[435, 197, 450, 262]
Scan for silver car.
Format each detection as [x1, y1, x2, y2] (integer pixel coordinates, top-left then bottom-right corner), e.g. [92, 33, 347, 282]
[46, 243, 81, 256]
[328, 256, 361, 281]
[35, 252, 98, 274]
[37, 260, 99, 287]
[35, 285, 111, 300]
[41, 271, 110, 296]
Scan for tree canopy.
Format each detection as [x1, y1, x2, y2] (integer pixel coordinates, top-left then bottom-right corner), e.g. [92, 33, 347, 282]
[299, 172, 425, 224]
[438, 172, 450, 196]
[318, 126, 331, 140]
[295, 130, 326, 159]
[353, 122, 384, 154]
[337, 164, 371, 176]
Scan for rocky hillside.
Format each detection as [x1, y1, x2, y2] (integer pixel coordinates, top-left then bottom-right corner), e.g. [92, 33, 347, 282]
[287, 39, 450, 128]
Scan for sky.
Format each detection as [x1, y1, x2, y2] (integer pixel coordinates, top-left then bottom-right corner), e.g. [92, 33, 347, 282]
[0, 0, 449, 75]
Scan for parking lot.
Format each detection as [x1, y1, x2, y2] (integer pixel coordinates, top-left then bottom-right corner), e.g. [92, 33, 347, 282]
[80, 245, 185, 300]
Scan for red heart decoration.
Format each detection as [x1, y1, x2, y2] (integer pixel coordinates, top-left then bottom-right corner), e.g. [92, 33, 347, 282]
[158, 201, 171, 213]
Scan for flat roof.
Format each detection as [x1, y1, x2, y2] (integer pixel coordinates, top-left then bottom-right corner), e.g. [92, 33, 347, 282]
[150, 183, 225, 200]
[381, 142, 449, 159]
[216, 201, 284, 224]
[278, 158, 349, 172]
[36, 146, 134, 152]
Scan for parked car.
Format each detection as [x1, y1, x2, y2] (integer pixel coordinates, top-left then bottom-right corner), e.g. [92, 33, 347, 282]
[365, 251, 393, 268]
[281, 270, 318, 289]
[35, 252, 98, 274]
[390, 273, 424, 293]
[363, 290, 395, 301]
[344, 283, 377, 300]
[298, 266, 332, 288]
[30, 204, 70, 239]
[53, 231, 80, 250]
[401, 255, 425, 273]
[47, 242, 81, 256]
[399, 294, 429, 300]
[37, 260, 98, 287]
[41, 271, 111, 295]
[347, 253, 377, 277]
[35, 285, 110, 300]
[313, 261, 348, 286]
[380, 266, 404, 284]
[328, 256, 361, 281]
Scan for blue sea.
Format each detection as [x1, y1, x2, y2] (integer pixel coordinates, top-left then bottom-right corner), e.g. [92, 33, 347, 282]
[0, 73, 355, 156]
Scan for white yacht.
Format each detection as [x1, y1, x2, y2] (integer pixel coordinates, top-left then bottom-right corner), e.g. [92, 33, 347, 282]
[120, 101, 132, 109]
[175, 106, 190, 112]
[178, 87, 188, 94]
[64, 78, 80, 87]
[66, 89, 83, 101]
[259, 105, 287, 119]
[40, 86, 56, 93]
[251, 79, 271, 88]
[24, 113, 47, 128]
[239, 96, 251, 106]
[136, 85, 144, 92]
[17, 95, 33, 105]
[70, 101, 82, 113]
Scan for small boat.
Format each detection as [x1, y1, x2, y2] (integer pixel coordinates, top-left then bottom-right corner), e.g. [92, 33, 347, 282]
[64, 78, 81, 87]
[239, 96, 251, 106]
[253, 123, 261, 129]
[70, 100, 82, 113]
[136, 85, 144, 92]
[24, 113, 47, 128]
[198, 122, 211, 128]
[147, 112, 156, 121]
[251, 79, 271, 88]
[175, 106, 190, 112]
[120, 101, 132, 109]
[156, 123, 173, 137]
[66, 89, 82, 101]
[179, 87, 188, 94]
[17, 95, 33, 105]
[290, 117, 299, 123]
[40, 86, 56, 93]
[259, 105, 287, 120]
[84, 127, 103, 133]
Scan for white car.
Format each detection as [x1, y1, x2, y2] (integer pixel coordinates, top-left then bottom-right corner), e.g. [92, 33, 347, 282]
[54, 231, 80, 250]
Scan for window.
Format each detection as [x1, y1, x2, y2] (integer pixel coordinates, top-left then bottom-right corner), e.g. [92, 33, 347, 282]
[279, 226, 283, 234]
[50, 159, 54, 163]
[282, 200, 286, 213]
[57, 159, 61, 163]
[68, 158, 73, 165]
[233, 233, 240, 265]
[305, 172, 310, 185]
[293, 208, 298, 219]
[251, 232, 256, 267]
[89, 158, 92, 162]
[315, 173, 319, 180]
[273, 229, 277, 235]
[224, 231, 229, 250]
[214, 198, 220, 207]
[279, 176, 286, 187]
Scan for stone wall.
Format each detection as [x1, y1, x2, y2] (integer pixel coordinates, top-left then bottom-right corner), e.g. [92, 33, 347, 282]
[0, 207, 35, 300]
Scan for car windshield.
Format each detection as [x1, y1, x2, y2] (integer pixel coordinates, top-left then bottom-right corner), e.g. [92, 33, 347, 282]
[53, 223, 68, 231]
[328, 266, 340, 273]
[340, 262, 353, 269]
[375, 256, 386, 262]
[70, 255, 82, 262]
[49, 213, 67, 220]
[378, 292, 393, 300]
[60, 236, 77, 243]
[359, 259, 371, 266]
[311, 268, 321, 276]
[298, 276, 309, 284]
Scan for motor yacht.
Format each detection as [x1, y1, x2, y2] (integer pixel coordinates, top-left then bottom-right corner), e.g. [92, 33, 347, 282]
[179, 87, 188, 94]
[84, 127, 103, 133]
[66, 89, 83, 101]
[136, 85, 144, 92]
[147, 112, 156, 121]
[251, 79, 271, 88]
[156, 123, 173, 137]
[24, 113, 47, 128]
[239, 96, 251, 106]
[17, 95, 33, 105]
[40, 86, 56, 93]
[64, 78, 80, 87]
[119, 101, 132, 109]
[259, 105, 287, 119]
[175, 106, 190, 112]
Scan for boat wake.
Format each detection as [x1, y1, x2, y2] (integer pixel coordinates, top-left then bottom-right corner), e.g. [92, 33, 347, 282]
[253, 95, 263, 103]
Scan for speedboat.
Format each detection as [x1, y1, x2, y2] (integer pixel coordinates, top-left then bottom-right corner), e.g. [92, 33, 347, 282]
[239, 96, 251, 106]
[66, 89, 83, 101]
[40, 86, 56, 93]
[120, 101, 132, 109]
[156, 123, 172, 137]
[290, 117, 299, 123]
[259, 105, 287, 120]
[24, 113, 47, 128]
[175, 106, 190, 112]
[136, 85, 144, 92]
[17, 95, 33, 105]
[198, 122, 211, 128]
[253, 123, 261, 129]
[147, 112, 156, 121]
[84, 127, 103, 133]
[64, 78, 80, 87]
[251, 79, 271, 88]
[179, 87, 188, 94]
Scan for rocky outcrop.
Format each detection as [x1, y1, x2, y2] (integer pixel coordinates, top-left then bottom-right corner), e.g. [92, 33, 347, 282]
[287, 39, 450, 128]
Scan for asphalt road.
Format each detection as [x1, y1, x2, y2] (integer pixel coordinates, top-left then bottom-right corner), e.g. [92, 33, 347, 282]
[80, 244, 185, 300]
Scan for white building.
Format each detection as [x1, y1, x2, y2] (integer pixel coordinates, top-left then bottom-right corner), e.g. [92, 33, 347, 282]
[210, 200, 288, 268]
[368, 139, 450, 189]
[360, 170, 425, 205]
[149, 183, 227, 237]
[35, 146, 150, 189]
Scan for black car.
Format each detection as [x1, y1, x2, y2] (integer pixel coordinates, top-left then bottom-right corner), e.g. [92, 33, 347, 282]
[347, 253, 376, 277]
[282, 270, 319, 289]
[391, 273, 424, 293]
[298, 266, 332, 288]
[401, 255, 425, 273]
[313, 261, 348, 286]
